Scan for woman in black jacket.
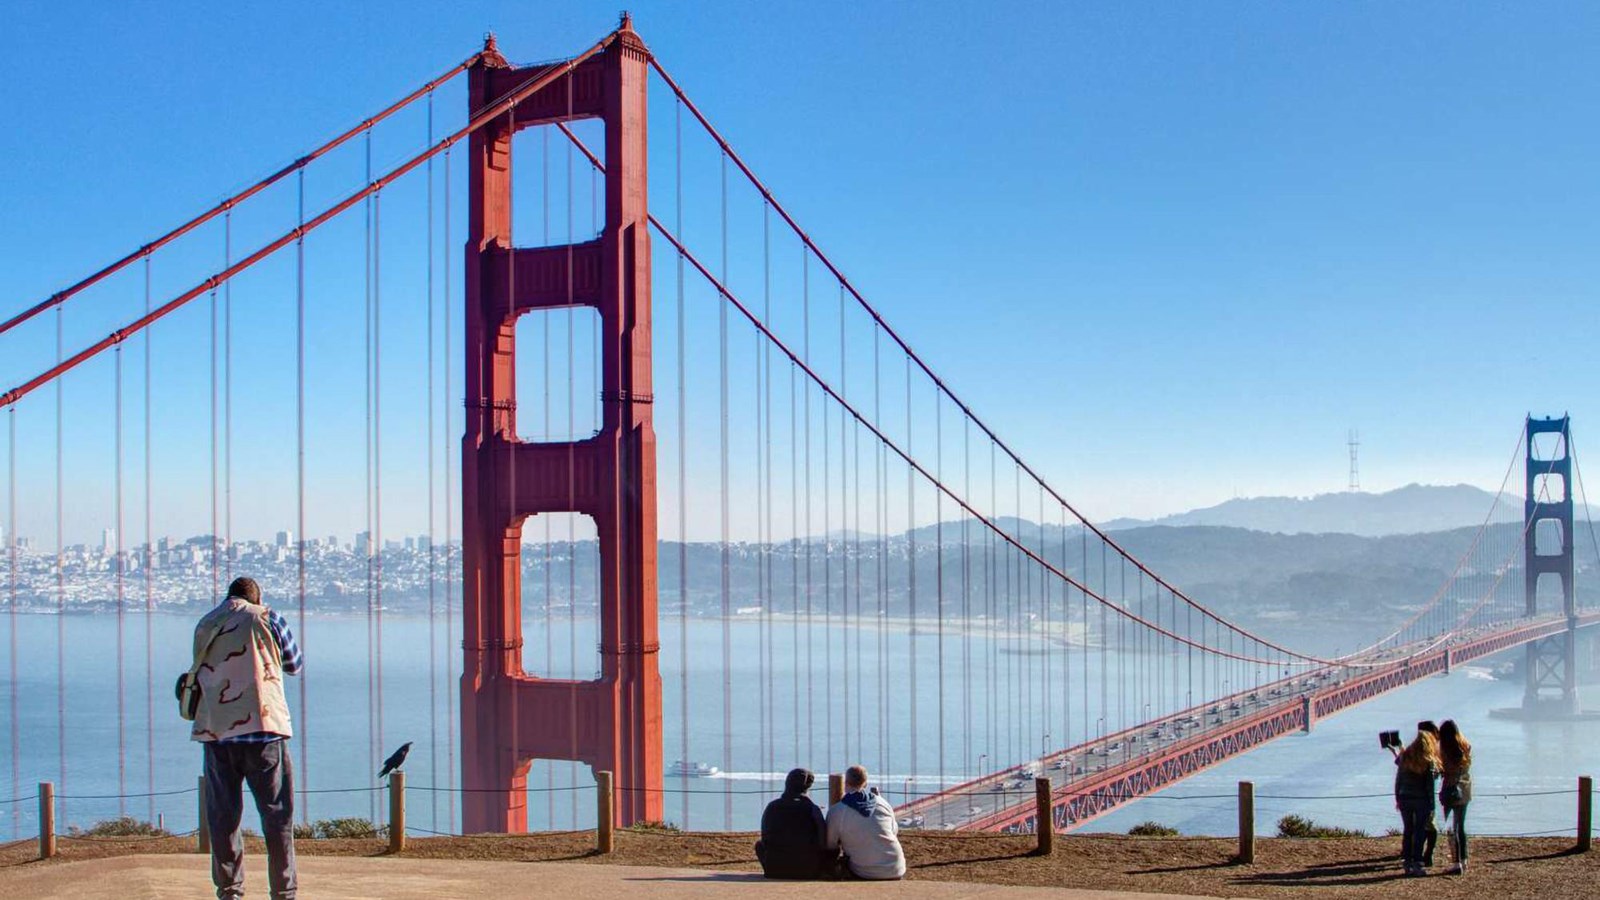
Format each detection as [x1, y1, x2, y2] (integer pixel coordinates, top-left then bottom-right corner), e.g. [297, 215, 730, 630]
[755, 768, 830, 879]
[1438, 720, 1472, 875]
[1393, 730, 1441, 878]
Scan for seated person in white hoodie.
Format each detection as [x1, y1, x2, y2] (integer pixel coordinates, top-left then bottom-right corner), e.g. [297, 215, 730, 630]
[824, 765, 907, 880]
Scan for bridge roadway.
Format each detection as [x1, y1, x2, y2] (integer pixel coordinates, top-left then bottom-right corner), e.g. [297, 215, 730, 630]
[898, 612, 1600, 833]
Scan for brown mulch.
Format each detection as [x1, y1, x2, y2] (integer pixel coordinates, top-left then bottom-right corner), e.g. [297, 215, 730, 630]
[2, 830, 1597, 899]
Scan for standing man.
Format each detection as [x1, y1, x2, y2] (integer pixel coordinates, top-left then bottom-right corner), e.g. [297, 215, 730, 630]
[824, 766, 907, 880]
[190, 576, 302, 900]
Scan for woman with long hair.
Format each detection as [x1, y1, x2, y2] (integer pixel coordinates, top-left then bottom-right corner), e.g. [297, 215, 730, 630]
[1394, 729, 1441, 877]
[1437, 720, 1473, 875]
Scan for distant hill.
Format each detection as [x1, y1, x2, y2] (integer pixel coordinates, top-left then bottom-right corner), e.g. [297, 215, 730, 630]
[1097, 483, 1578, 537]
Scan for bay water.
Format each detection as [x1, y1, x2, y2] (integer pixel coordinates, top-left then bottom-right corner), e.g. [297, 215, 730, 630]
[2, 611, 1592, 840]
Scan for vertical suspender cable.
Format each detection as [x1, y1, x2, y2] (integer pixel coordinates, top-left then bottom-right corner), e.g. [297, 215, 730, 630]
[822, 297, 832, 774]
[1002, 467, 1013, 764]
[905, 354, 917, 785]
[790, 349, 800, 768]
[374, 186, 387, 827]
[1099, 541, 1107, 748]
[756, 206, 769, 782]
[223, 213, 233, 582]
[295, 168, 309, 821]
[1017, 465, 1029, 764]
[7, 408, 16, 837]
[1061, 504, 1070, 762]
[56, 307, 66, 822]
[991, 441, 999, 774]
[935, 391, 945, 808]
[673, 100, 690, 832]
[143, 259, 155, 821]
[1186, 598, 1193, 710]
[763, 207, 776, 778]
[425, 89, 439, 830]
[363, 126, 377, 823]
[1081, 516, 1088, 756]
[851, 357, 863, 762]
[1007, 473, 1017, 763]
[1118, 558, 1126, 746]
[210, 222, 220, 599]
[1040, 484, 1049, 757]
[768, 219, 780, 778]
[802, 252, 813, 766]
[962, 418, 972, 779]
[1136, 572, 1144, 735]
[873, 324, 884, 773]
[442, 144, 457, 834]
[1176, 593, 1183, 725]
[840, 283, 852, 763]
[115, 334, 126, 814]
[718, 151, 733, 829]
[790, 356, 800, 767]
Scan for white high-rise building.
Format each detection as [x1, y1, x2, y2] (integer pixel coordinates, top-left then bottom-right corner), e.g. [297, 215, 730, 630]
[275, 530, 293, 548]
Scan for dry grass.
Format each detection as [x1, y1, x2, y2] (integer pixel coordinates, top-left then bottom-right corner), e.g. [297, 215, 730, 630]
[2, 829, 1596, 898]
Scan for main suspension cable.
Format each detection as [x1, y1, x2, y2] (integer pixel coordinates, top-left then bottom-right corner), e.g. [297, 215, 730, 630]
[645, 55, 1331, 663]
[0, 56, 480, 339]
[1, 31, 617, 412]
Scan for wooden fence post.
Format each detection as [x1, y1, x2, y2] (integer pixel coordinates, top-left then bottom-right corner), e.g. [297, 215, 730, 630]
[1034, 777, 1054, 855]
[1579, 775, 1593, 853]
[197, 776, 211, 854]
[1237, 781, 1255, 864]
[388, 772, 406, 853]
[828, 774, 844, 807]
[38, 782, 55, 859]
[596, 770, 614, 854]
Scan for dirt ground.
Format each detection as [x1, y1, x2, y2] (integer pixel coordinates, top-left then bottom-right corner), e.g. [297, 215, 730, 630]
[3, 830, 1596, 899]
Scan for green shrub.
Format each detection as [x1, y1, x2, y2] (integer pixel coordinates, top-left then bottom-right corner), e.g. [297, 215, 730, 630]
[68, 816, 170, 838]
[1276, 814, 1368, 839]
[1127, 821, 1179, 837]
[624, 820, 681, 833]
[298, 817, 380, 839]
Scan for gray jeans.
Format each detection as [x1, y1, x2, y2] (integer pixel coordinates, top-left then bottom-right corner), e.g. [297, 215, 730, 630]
[203, 740, 297, 900]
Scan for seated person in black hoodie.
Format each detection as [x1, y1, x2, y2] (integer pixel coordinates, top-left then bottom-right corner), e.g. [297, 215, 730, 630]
[755, 768, 830, 879]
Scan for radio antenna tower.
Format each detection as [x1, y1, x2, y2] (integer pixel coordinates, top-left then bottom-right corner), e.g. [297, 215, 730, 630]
[1347, 428, 1361, 492]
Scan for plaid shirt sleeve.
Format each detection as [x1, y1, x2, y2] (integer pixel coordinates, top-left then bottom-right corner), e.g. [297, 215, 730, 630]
[266, 609, 304, 675]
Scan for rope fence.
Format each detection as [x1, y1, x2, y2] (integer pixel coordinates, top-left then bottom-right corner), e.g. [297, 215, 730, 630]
[9, 773, 1595, 863]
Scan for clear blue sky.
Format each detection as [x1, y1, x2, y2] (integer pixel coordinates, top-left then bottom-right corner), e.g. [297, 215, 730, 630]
[3, 1, 1599, 545]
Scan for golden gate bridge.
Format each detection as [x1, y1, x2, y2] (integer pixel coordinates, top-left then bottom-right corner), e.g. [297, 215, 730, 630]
[3, 16, 1597, 838]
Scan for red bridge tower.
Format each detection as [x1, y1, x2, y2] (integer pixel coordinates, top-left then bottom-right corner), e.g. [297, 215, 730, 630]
[460, 21, 663, 832]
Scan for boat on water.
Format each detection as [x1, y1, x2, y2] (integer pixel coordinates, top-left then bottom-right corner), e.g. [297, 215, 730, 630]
[670, 760, 720, 777]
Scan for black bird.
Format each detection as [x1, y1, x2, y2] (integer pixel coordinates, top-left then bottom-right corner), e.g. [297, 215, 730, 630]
[378, 742, 413, 780]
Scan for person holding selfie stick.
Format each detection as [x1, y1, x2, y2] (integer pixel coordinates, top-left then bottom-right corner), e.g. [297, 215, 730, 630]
[1390, 728, 1442, 878]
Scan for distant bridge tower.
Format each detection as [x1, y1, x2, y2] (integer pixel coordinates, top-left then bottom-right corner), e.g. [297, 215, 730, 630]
[1523, 414, 1580, 716]
[460, 20, 663, 832]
